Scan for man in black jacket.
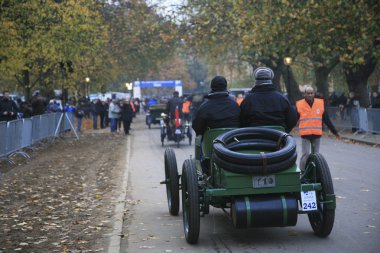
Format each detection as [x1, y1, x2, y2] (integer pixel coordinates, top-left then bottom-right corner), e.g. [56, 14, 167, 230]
[240, 67, 297, 133]
[166, 91, 183, 120]
[0, 91, 18, 122]
[192, 76, 241, 135]
[120, 99, 134, 135]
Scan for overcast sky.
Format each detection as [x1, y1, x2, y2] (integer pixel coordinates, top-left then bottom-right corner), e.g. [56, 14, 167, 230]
[148, 0, 184, 15]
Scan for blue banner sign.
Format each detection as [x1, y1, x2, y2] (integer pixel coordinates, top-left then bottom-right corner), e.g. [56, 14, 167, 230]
[134, 80, 182, 88]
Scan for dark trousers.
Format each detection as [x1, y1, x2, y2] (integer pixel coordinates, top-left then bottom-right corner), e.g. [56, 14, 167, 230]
[123, 120, 131, 134]
[99, 113, 106, 128]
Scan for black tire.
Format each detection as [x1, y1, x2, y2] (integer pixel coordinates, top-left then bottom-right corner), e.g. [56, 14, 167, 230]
[213, 128, 296, 165]
[212, 127, 297, 174]
[304, 153, 335, 237]
[181, 159, 200, 244]
[164, 148, 179, 215]
[212, 151, 297, 175]
[146, 116, 152, 127]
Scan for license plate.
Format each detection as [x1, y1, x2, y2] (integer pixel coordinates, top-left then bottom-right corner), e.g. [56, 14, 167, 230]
[175, 129, 181, 134]
[253, 175, 275, 188]
[301, 191, 317, 211]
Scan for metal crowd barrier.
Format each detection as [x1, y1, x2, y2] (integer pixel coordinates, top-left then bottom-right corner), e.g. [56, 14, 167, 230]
[1, 112, 75, 165]
[0, 122, 7, 161]
[367, 108, 380, 134]
[326, 106, 380, 134]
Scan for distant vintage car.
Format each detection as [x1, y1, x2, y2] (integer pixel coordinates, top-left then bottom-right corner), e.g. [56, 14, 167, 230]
[145, 103, 167, 129]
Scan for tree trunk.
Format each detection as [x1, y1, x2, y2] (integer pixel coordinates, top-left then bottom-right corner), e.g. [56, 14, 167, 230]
[343, 57, 377, 107]
[310, 56, 339, 103]
[282, 65, 302, 105]
[315, 66, 330, 100]
[22, 70, 31, 101]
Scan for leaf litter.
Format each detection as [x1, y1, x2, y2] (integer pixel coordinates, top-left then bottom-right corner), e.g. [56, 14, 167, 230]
[0, 133, 126, 252]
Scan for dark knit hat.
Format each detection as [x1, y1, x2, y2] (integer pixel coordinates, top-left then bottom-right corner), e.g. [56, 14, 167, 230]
[210, 76, 227, 92]
[253, 67, 274, 85]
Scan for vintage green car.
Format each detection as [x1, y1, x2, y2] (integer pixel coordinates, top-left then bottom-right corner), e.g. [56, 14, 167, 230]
[145, 103, 167, 129]
[162, 127, 336, 244]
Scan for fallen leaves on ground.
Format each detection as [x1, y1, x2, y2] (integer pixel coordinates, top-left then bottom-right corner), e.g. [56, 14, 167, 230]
[0, 133, 126, 252]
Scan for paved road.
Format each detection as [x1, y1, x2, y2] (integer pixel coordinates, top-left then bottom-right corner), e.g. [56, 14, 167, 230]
[119, 115, 380, 253]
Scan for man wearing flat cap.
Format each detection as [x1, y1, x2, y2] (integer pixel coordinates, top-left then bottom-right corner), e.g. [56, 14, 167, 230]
[240, 67, 297, 133]
[192, 76, 240, 135]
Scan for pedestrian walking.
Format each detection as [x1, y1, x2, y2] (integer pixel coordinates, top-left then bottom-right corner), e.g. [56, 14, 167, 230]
[99, 100, 107, 129]
[108, 99, 120, 133]
[296, 86, 340, 171]
[91, 99, 101, 129]
[75, 104, 85, 132]
[346, 91, 360, 133]
[117, 100, 123, 132]
[120, 99, 134, 135]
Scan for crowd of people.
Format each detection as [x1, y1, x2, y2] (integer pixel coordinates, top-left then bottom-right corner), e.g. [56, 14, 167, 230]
[324, 90, 380, 121]
[0, 90, 143, 136]
[74, 97, 142, 135]
[0, 91, 50, 121]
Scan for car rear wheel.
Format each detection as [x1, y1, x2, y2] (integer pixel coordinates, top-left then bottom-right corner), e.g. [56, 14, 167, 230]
[181, 159, 200, 244]
[164, 148, 179, 215]
[303, 153, 335, 237]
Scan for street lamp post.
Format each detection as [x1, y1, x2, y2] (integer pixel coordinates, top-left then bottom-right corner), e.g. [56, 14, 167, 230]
[125, 82, 133, 98]
[284, 57, 292, 104]
[85, 77, 90, 98]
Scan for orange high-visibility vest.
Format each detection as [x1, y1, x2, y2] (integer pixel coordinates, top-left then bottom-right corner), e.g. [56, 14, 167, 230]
[296, 98, 324, 136]
[236, 97, 244, 106]
[182, 101, 191, 113]
[130, 102, 136, 112]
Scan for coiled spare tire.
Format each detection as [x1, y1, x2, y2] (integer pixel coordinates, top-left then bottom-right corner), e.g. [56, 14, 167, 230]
[212, 127, 297, 174]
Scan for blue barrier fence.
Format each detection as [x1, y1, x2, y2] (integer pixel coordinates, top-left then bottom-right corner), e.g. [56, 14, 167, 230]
[0, 112, 75, 164]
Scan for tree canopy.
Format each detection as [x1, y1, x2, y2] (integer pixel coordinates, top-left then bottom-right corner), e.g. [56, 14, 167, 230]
[181, 0, 380, 105]
[0, 0, 180, 99]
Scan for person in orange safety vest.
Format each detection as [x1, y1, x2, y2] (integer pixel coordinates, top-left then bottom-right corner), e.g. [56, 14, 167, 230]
[182, 97, 192, 122]
[235, 93, 244, 106]
[296, 86, 340, 171]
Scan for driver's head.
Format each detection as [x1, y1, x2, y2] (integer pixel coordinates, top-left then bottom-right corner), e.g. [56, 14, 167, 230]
[253, 67, 274, 86]
[304, 86, 315, 103]
[210, 76, 227, 92]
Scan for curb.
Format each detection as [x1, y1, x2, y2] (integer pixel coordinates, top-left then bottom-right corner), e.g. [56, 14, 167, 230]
[107, 134, 132, 252]
[340, 136, 380, 147]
